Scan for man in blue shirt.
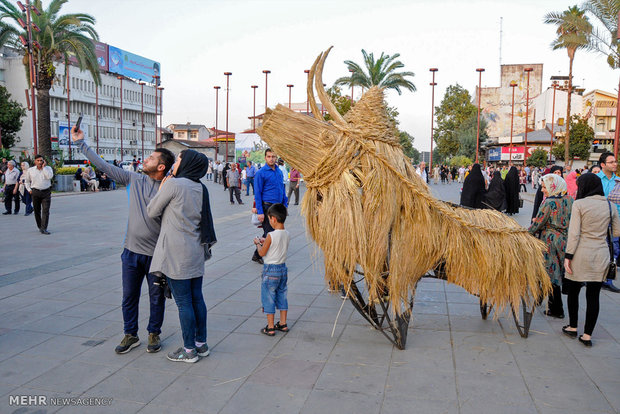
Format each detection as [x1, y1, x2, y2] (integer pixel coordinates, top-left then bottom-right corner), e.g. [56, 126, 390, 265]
[246, 161, 257, 196]
[596, 152, 620, 292]
[252, 149, 288, 263]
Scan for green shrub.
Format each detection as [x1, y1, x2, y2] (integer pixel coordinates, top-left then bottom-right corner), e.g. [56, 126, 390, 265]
[55, 166, 80, 175]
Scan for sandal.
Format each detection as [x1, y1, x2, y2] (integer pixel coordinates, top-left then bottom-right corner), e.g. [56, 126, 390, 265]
[261, 325, 276, 336]
[275, 321, 289, 332]
[562, 325, 577, 338]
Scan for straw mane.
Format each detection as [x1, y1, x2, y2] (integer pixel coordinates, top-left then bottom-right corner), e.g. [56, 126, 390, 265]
[257, 47, 550, 315]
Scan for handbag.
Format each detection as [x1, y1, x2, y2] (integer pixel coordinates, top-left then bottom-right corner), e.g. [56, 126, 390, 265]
[251, 213, 261, 226]
[606, 201, 617, 280]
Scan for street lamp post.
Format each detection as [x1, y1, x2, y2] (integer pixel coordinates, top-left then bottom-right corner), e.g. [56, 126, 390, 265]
[263, 70, 271, 113]
[95, 83, 99, 154]
[139, 81, 145, 159]
[118, 76, 123, 161]
[304, 69, 310, 115]
[287, 84, 294, 109]
[224, 72, 232, 162]
[214, 86, 220, 160]
[615, 75, 620, 158]
[524, 68, 534, 165]
[475, 68, 485, 164]
[153, 75, 159, 146]
[429, 68, 438, 171]
[550, 82, 557, 164]
[509, 81, 518, 163]
[67, 64, 71, 160]
[251, 85, 258, 131]
[157, 87, 163, 148]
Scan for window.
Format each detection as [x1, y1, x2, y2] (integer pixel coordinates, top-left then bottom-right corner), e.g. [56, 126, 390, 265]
[0, 69, 5, 82]
[190, 132, 198, 139]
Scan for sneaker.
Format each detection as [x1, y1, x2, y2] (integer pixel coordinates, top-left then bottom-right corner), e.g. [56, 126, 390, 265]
[196, 344, 210, 357]
[115, 334, 140, 354]
[147, 333, 161, 353]
[166, 347, 199, 363]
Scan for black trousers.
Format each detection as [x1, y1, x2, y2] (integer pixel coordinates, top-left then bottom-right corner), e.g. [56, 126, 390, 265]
[566, 278, 602, 336]
[547, 284, 564, 316]
[4, 184, 20, 213]
[229, 186, 242, 204]
[253, 202, 274, 260]
[287, 182, 299, 205]
[31, 188, 51, 230]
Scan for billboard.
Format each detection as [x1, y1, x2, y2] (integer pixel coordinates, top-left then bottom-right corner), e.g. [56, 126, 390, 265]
[108, 46, 160, 83]
[488, 147, 501, 161]
[68, 41, 109, 72]
[58, 122, 87, 148]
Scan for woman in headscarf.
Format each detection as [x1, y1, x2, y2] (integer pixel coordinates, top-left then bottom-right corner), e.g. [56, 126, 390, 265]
[563, 173, 620, 347]
[460, 163, 486, 208]
[19, 161, 33, 216]
[147, 149, 217, 363]
[504, 166, 520, 215]
[483, 171, 506, 211]
[565, 170, 578, 199]
[532, 166, 562, 220]
[528, 174, 572, 319]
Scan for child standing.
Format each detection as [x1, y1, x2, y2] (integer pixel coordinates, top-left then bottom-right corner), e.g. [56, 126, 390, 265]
[253, 203, 290, 336]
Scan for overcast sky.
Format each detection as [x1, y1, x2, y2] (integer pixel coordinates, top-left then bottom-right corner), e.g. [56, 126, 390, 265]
[62, 0, 618, 152]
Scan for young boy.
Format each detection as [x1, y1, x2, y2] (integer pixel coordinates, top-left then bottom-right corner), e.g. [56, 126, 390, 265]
[253, 203, 290, 336]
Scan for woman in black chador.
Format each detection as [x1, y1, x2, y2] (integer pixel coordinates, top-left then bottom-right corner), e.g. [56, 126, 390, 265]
[460, 164, 486, 208]
[483, 171, 506, 211]
[504, 166, 520, 215]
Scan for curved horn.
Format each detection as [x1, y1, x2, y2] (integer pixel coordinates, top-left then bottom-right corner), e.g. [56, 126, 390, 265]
[314, 47, 347, 126]
[307, 53, 322, 119]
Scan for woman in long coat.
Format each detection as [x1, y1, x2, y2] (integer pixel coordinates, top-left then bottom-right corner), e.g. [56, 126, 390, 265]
[483, 171, 506, 211]
[563, 173, 620, 346]
[147, 149, 217, 362]
[528, 174, 572, 318]
[504, 166, 520, 215]
[460, 163, 486, 208]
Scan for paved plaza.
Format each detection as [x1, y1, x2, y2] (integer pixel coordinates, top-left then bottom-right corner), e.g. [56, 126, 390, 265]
[0, 178, 619, 414]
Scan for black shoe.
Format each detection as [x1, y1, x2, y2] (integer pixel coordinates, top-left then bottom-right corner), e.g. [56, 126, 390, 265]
[252, 255, 264, 265]
[40, 229, 50, 235]
[24, 212, 32, 216]
[544, 310, 565, 319]
[578, 335, 592, 347]
[602, 282, 620, 293]
[2, 211, 11, 215]
[14, 211, 19, 215]
[562, 325, 577, 338]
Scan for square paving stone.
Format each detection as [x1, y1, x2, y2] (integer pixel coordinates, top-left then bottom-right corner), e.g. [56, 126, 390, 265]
[25, 360, 117, 394]
[21, 315, 91, 335]
[314, 362, 388, 397]
[247, 357, 324, 389]
[0, 354, 63, 386]
[300, 389, 382, 414]
[85, 367, 180, 404]
[219, 382, 311, 414]
[385, 365, 456, 402]
[381, 397, 458, 414]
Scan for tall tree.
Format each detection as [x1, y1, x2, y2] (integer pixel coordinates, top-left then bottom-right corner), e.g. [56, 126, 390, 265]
[544, 5, 592, 166]
[0, 0, 101, 157]
[585, 0, 620, 68]
[433, 84, 477, 159]
[0, 85, 26, 149]
[551, 115, 595, 164]
[334, 49, 416, 95]
[455, 113, 488, 160]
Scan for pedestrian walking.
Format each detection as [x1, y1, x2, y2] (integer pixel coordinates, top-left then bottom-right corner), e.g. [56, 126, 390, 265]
[528, 174, 572, 319]
[147, 149, 216, 363]
[563, 173, 620, 346]
[596, 152, 620, 292]
[287, 167, 301, 205]
[227, 163, 244, 205]
[246, 161, 257, 195]
[24, 155, 53, 234]
[19, 162, 33, 216]
[2, 160, 20, 215]
[72, 126, 175, 354]
[504, 166, 520, 215]
[460, 163, 486, 209]
[483, 171, 506, 211]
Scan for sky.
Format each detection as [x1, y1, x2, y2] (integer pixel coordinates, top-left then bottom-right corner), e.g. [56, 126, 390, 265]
[61, 0, 618, 152]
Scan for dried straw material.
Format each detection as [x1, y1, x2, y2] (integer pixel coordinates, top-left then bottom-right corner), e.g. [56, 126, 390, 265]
[257, 47, 550, 315]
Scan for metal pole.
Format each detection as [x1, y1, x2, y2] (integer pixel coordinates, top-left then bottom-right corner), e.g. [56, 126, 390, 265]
[349, 69, 354, 102]
[510, 81, 517, 163]
[214, 86, 220, 160]
[153, 75, 159, 146]
[140, 82, 144, 159]
[67, 64, 71, 160]
[304, 69, 310, 115]
[550, 83, 556, 163]
[429, 68, 438, 171]
[118, 76, 123, 161]
[251, 85, 258, 131]
[158, 87, 163, 147]
[24, 0, 38, 154]
[263, 70, 270, 113]
[224, 72, 232, 162]
[615, 75, 620, 158]
[476, 68, 485, 164]
[287, 84, 294, 109]
[95, 83, 99, 154]
[524, 68, 533, 165]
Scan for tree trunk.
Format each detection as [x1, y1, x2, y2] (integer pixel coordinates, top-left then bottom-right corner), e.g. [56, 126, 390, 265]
[36, 86, 52, 158]
[565, 56, 573, 167]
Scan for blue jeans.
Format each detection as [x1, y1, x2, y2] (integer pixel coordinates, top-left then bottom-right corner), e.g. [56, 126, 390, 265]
[246, 176, 254, 195]
[261, 264, 288, 314]
[168, 277, 207, 349]
[22, 190, 33, 214]
[121, 249, 165, 336]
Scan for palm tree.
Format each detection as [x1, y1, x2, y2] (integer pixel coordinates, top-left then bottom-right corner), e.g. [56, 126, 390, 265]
[585, 0, 620, 68]
[0, 0, 100, 157]
[334, 49, 416, 95]
[544, 6, 592, 166]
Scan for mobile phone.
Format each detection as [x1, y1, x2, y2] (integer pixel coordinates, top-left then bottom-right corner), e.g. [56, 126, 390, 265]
[74, 114, 83, 132]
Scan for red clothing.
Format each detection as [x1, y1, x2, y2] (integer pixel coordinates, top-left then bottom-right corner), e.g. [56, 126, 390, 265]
[289, 169, 301, 182]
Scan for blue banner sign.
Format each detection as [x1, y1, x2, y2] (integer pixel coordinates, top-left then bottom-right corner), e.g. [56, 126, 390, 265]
[108, 45, 160, 83]
[488, 147, 501, 161]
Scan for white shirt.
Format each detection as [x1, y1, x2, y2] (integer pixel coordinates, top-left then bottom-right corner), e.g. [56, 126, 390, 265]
[279, 165, 288, 184]
[217, 164, 224, 172]
[25, 166, 54, 191]
[3, 167, 20, 185]
[264, 229, 290, 264]
[241, 169, 247, 180]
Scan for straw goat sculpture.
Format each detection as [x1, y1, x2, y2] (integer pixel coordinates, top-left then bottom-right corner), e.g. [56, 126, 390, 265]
[257, 47, 550, 316]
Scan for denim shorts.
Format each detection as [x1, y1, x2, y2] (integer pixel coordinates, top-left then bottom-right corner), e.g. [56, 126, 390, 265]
[261, 263, 288, 314]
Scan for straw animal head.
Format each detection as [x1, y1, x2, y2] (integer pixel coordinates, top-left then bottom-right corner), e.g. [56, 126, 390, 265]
[257, 47, 549, 315]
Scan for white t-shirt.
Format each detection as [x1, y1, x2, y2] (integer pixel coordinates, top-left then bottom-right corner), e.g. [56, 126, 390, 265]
[241, 169, 247, 180]
[264, 229, 290, 265]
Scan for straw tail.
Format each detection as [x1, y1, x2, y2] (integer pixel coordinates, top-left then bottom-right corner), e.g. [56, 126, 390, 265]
[257, 47, 550, 316]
